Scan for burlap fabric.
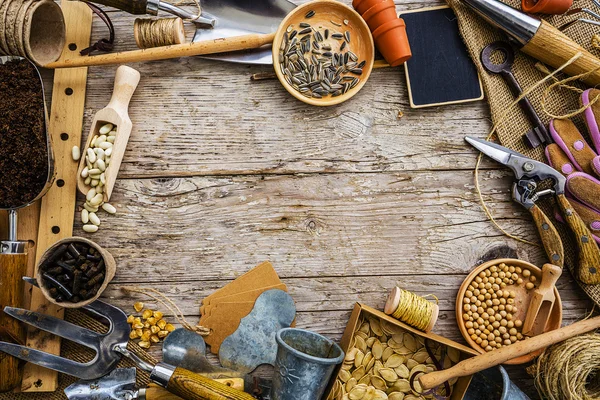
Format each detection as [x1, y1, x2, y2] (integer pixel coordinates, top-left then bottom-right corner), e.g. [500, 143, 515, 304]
[446, 0, 600, 305]
[0, 308, 156, 400]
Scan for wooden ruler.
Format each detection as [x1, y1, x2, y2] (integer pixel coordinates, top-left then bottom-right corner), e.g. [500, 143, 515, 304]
[21, 2, 92, 392]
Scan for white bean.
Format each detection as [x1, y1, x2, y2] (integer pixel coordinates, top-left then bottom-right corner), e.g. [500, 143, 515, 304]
[90, 135, 98, 147]
[107, 136, 116, 143]
[105, 156, 111, 166]
[89, 212, 101, 226]
[72, 146, 80, 161]
[96, 159, 106, 171]
[94, 148, 105, 160]
[88, 168, 102, 175]
[96, 185, 103, 194]
[84, 176, 91, 185]
[81, 209, 89, 224]
[100, 173, 106, 185]
[83, 224, 99, 233]
[90, 193, 104, 206]
[81, 166, 89, 178]
[83, 203, 98, 212]
[86, 159, 93, 170]
[91, 179, 99, 187]
[86, 188, 96, 201]
[105, 147, 113, 157]
[109, 130, 117, 136]
[95, 135, 107, 146]
[99, 123, 113, 135]
[87, 148, 96, 164]
[102, 203, 116, 214]
[99, 142, 113, 150]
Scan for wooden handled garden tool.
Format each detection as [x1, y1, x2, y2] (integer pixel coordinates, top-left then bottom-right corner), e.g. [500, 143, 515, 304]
[462, 0, 600, 87]
[522, 263, 562, 336]
[0, 56, 54, 392]
[466, 136, 600, 284]
[0, 278, 254, 400]
[420, 315, 600, 391]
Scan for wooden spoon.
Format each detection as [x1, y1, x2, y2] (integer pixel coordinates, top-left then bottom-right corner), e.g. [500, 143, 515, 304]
[522, 263, 562, 336]
[76, 65, 140, 201]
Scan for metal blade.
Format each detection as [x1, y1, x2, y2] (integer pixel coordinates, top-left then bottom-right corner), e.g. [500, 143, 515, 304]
[465, 136, 520, 165]
[4, 307, 103, 348]
[0, 342, 103, 379]
[64, 368, 137, 400]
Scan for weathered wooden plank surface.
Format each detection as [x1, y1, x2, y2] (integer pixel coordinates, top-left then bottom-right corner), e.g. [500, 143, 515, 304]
[26, 0, 596, 398]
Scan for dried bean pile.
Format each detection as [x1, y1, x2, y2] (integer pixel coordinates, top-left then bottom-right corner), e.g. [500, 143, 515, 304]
[40, 242, 106, 303]
[0, 59, 47, 208]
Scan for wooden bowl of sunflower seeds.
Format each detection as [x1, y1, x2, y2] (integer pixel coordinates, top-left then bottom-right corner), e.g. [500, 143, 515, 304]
[273, 0, 374, 106]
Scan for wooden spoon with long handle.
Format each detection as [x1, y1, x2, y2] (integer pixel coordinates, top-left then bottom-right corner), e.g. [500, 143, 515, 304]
[76, 65, 140, 201]
[419, 315, 600, 391]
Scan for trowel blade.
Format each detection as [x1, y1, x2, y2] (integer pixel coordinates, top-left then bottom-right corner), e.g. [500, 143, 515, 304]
[64, 368, 137, 400]
[193, 0, 296, 65]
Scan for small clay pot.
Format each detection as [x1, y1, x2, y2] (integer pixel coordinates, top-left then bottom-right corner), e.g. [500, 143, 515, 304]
[23, 0, 65, 66]
[15, 0, 36, 57]
[521, 0, 572, 14]
[4, 0, 23, 55]
[352, 0, 393, 16]
[372, 17, 411, 67]
[35, 237, 116, 309]
[362, 1, 398, 32]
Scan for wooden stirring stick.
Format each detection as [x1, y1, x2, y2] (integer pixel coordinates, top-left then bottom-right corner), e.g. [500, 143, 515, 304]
[522, 264, 562, 336]
[419, 315, 600, 391]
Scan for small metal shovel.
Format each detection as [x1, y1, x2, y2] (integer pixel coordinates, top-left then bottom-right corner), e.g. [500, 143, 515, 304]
[0, 278, 254, 400]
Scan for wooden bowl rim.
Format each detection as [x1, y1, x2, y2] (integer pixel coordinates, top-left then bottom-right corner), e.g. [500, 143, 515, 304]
[455, 258, 563, 365]
[35, 236, 116, 308]
[272, 0, 375, 107]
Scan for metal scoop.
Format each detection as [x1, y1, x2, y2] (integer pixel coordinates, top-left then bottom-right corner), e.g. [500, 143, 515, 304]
[0, 56, 53, 392]
[0, 278, 254, 400]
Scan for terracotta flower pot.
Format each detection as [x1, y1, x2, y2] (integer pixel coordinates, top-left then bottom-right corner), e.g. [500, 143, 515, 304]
[521, 0, 572, 14]
[352, 0, 393, 16]
[362, 1, 398, 32]
[372, 18, 411, 67]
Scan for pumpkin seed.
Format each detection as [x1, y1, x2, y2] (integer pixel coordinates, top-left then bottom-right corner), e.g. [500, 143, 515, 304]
[370, 319, 383, 336]
[362, 351, 373, 368]
[346, 377, 358, 392]
[395, 364, 410, 379]
[358, 374, 372, 386]
[372, 341, 383, 359]
[352, 366, 366, 381]
[412, 351, 428, 363]
[379, 368, 398, 383]
[339, 369, 352, 383]
[448, 347, 460, 363]
[355, 350, 365, 368]
[385, 354, 404, 368]
[370, 375, 387, 391]
[406, 359, 418, 370]
[389, 393, 405, 400]
[382, 346, 395, 362]
[355, 336, 367, 353]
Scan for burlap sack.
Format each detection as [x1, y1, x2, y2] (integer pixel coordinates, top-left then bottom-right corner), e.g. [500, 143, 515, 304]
[0, 309, 156, 400]
[445, 0, 600, 305]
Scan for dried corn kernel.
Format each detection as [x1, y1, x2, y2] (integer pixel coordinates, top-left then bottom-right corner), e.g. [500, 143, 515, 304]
[142, 309, 153, 320]
[138, 340, 150, 349]
[134, 317, 142, 325]
[144, 322, 150, 329]
[165, 323, 176, 332]
[146, 317, 157, 326]
[133, 323, 144, 329]
[134, 302, 144, 312]
[141, 332, 151, 342]
[129, 330, 139, 340]
[127, 315, 135, 324]
[135, 328, 143, 337]
[157, 319, 167, 329]
[150, 335, 160, 343]
[153, 311, 163, 320]
[157, 330, 169, 338]
[151, 326, 160, 334]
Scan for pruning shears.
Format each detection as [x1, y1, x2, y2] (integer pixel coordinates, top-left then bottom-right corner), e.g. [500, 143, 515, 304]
[466, 136, 600, 284]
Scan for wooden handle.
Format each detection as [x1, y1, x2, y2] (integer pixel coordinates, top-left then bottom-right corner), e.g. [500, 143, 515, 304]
[77, 0, 148, 14]
[523, 21, 600, 87]
[419, 315, 600, 390]
[167, 367, 254, 400]
[145, 379, 245, 400]
[556, 194, 600, 284]
[529, 204, 564, 267]
[45, 32, 276, 69]
[0, 253, 28, 392]
[538, 263, 562, 293]
[106, 65, 141, 113]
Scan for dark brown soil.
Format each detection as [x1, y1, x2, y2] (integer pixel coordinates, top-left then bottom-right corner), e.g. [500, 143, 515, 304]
[0, 59, 48, 209]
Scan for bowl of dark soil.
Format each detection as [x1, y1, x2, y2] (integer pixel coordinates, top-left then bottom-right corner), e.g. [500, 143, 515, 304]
[36, 237, 116, 308]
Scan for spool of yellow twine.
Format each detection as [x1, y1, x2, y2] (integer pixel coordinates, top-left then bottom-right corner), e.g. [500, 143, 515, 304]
[134, 18, 186, 49]
[384, 286, 439, 333]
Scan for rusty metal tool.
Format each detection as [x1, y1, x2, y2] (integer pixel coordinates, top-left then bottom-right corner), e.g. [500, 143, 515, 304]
[522, 263, 562, 336]
[0, 278, 254, 400]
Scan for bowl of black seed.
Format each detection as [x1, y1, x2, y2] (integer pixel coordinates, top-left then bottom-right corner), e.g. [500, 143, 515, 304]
[36, 237, 116, 308]
[273, 0, 375, 106]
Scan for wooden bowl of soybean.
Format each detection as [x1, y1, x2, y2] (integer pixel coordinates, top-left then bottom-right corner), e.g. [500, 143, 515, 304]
[456, 258, 562, 364]
[272, 0, 374, 106]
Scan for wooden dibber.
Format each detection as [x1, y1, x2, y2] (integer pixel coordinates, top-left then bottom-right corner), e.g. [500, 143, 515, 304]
[522, 264, 562, 337]
[76, 65, 140, 201]
[419, 315, 600, 391]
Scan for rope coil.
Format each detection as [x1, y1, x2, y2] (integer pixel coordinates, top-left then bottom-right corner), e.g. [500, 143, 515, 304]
[134, 18, 186, 49]
[384, 286, 439, 332]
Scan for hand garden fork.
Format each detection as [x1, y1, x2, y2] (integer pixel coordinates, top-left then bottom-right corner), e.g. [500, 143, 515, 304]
[0, 277, 254, 400]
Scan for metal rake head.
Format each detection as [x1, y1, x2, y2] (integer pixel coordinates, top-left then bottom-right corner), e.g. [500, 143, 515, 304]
[0, 278, 130, 380]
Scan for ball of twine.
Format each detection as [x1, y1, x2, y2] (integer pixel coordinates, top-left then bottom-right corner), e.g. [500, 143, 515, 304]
[533, 333, 600, 400]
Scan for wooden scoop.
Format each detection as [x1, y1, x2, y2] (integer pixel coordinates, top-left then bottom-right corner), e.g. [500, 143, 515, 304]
[522, 263, 562, 337]
[419, 315, 600, 391]
[76, 65, 140, 201]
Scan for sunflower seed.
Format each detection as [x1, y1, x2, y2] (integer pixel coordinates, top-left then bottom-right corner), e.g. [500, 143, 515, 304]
[331, 33, 344, 39]
[299, 27, 312, 35]
[325, 29, 329, 39]
[305, 10, 315, 18]
[345, 31, 351, 42]
[331, 20, 342, 26]
[350, 68, 363, 75]
[340, 41, 347, 51]
[299, 22, 310, 28]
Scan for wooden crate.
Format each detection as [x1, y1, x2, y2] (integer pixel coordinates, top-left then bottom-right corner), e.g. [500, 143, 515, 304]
[325, 303, 479, 400]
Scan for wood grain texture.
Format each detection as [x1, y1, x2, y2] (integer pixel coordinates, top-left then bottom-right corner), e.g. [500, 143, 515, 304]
[529, 204, 564, 267]
[167, 367, 255, 400]
[77, 0, 149, 15]
[21, 2, 93, 392]
[523, 21, 600, 87]
[0, 254, 27, 392]
[556, 194, 600, 284]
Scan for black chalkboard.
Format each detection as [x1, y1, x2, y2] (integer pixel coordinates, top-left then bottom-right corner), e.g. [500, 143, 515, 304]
[400, 6, 483, 108]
